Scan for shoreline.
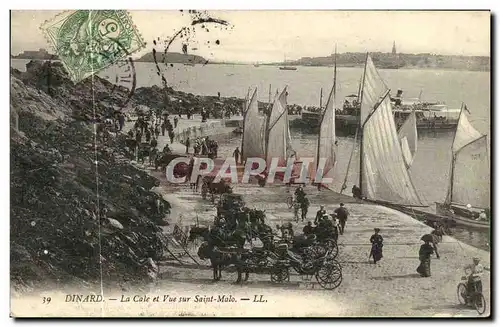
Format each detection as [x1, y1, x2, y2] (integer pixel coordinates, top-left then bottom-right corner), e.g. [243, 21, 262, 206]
[10, 59, 489, 73]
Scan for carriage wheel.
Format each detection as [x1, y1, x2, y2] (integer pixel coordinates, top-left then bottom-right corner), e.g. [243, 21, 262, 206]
[315, 260, 342, 290]
[270, 267, 289, 283]
[309, 245, 327, 259]
[474, 293, 486, 315]
[323, 239, 339, 259]
[457, 283, 467, 305]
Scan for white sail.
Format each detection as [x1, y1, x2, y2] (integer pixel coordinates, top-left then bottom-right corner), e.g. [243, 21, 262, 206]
[285, 106, 294, 159]
[361, 93, 423, 206]
[452, 109, 483, 153]
[397, 110, 418, 168]
[446, 110, 490, 208]
[360, 55, 389, 125]
[242, 88, 267, 161]
[316, 84, 337, 185]
[266, 88, 289, 165]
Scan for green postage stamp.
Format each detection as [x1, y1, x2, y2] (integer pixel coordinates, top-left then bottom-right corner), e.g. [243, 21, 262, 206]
[40, 10, 146, 83]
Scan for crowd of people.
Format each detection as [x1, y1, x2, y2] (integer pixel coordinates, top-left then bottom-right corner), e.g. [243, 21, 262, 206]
[190, 136, 219, 158]
[118, 106, 224, 161]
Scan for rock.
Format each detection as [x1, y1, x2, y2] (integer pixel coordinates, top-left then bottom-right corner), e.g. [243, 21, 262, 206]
[107, 218, 124, 230]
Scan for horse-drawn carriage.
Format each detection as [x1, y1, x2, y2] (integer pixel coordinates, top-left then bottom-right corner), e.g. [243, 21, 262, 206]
[289, 231, 339, 260]
[198, 235, 342, 290]
[153, 153, 190, 178]
[189, 220, 342, 290]
[200, 175, 233, 202]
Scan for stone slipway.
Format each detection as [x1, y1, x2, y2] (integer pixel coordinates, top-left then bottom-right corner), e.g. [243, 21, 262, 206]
[128, 117, 491, 317]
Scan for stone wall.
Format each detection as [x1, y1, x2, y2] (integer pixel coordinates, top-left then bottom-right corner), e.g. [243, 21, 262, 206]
[175, 120, 227, 143]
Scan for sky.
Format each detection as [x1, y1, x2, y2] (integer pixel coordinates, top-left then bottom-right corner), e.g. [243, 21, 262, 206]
[10, 10, 490, 63]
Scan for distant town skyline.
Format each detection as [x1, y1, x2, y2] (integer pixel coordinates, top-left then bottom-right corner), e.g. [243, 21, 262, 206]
[11, 11, 490, 63]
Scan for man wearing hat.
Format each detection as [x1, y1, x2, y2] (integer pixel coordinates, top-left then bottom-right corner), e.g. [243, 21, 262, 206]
[303, 221, 314, 236]
[464, 257, 484, 298]
[369, 228, 384, 264]
[478, 210, 488, 221]
[315, 205, 327, 225]
[334, 203, 349, 235]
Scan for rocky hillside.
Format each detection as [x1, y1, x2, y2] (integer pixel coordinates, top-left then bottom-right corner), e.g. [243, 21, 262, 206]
[14, 60, 246, 119]
[10, 63, 172, 293]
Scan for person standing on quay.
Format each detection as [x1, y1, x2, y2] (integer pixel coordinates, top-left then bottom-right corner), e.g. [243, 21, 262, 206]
[300, 196, 310, 222]
[369, 228, 384, 264]
[233, 147, 240, 164]
[334, 203, 349, 235]
[417, 239, 434, 277]
[185, 137, 191, 154]
[315, 205, 326, 225]
[168, 130, 175, 144]
[161, 120, 166, 136]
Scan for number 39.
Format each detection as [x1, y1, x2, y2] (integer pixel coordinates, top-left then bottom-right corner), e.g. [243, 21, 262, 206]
[42, 297, 51, 304]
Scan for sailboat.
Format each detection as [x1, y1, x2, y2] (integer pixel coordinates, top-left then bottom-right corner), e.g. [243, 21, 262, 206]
[398, 110, 418, 169]
[313, 46, 338, 190]
[279, 54, 297, 71]
[266, 87, 291, 163]
[241, 88, 267, 163]
[262, 87, 300, 183]
[341, 54, 425, 208]
[435, 105, 490, 229]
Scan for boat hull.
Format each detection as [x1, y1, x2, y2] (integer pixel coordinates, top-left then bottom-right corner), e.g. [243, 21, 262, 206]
[435, 202, 490, 229]
[363, 199, 459, 229]
[293, 113, 458, 135]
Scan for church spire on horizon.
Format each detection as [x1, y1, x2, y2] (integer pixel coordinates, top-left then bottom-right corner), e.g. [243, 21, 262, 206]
[392, 41, 397, 54]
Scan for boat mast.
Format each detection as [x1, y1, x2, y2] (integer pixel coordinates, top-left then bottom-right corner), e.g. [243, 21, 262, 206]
[264, 88, 276, 161]
[333, 44, 337, 99]
[358, 53, 369, 197]
[268, 84, 272, 105]
[448, 103, 464, 205]
[319, 88, 323, 108]
[340, 127, 359, 194]
[240, 88, 252, 161]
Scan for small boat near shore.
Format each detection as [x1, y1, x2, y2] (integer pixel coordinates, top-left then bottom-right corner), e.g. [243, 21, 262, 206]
[435, 203, 489, 229]
[279, 54, 298, 71]
[434, 104, 490, 230]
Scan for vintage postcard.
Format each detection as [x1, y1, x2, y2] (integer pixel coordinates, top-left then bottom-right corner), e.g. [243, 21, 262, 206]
[10, 10, 491, 318]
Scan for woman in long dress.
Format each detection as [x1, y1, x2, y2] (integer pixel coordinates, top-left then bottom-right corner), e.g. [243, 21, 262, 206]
[417, 240, 434, 277]
[369, 228, 384, 264]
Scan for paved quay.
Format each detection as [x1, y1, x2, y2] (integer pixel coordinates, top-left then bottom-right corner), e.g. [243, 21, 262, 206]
[123, 116, 491, 317]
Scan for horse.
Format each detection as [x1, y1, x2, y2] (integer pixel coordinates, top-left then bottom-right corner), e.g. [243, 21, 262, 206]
[137, 143, 152, 164]
[189, 226, 249, 282]
[125, 139, 138, 157]
[201, 177, 233, 203]
[149, 148, 158, 166]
